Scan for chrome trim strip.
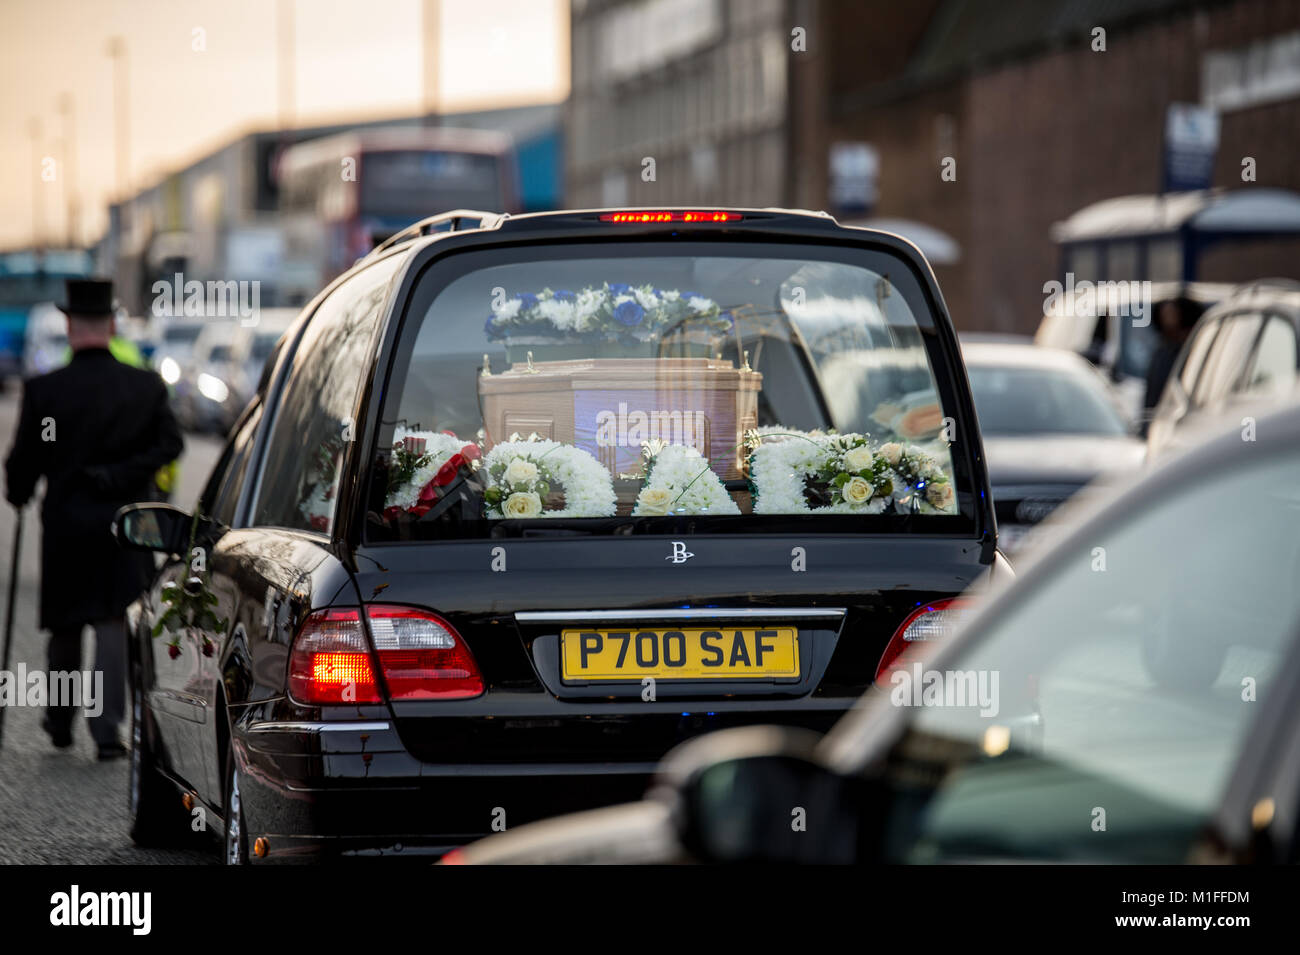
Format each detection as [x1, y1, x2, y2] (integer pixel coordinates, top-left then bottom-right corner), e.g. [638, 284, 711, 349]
[515, 607, 847, 623]
[246, 721, 391, 734]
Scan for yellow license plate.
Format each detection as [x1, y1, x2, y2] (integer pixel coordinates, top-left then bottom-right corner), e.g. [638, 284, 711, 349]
[560, 628, 800, 682]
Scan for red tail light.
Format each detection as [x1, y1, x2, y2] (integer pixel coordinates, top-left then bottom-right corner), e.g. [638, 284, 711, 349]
[599, 210, 742, 223]
[289, 606, 483, 705]
[289, 609, 383, 704]
[367, 606, 484, 700]
[874, 598, 972, 686]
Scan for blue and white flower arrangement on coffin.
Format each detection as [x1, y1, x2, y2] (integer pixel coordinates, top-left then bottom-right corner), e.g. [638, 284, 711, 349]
[484, 284, 732, 344]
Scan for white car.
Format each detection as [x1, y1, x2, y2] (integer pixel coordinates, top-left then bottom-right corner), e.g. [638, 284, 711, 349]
[21, 301, 68, 378]
[175, 320, 239, 433]
[219, 309, 298, 432]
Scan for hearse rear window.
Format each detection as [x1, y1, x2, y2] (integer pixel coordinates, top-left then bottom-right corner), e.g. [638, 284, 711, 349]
[356, 244, 966, 540]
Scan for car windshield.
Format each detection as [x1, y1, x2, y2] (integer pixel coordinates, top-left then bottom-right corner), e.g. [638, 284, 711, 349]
[360, 150, 505, 219]
[361, 242, 969, 540]
[966, 361, 1126, 436]
[0, 276, 69, 306]
[866, 446, 1300, 862]
[1117, 316, 1162, 380]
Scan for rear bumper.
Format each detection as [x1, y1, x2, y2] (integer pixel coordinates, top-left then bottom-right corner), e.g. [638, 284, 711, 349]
[235, 704, 850, 861]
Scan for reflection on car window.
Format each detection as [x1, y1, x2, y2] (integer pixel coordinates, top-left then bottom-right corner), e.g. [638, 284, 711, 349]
[211, 406, 262, 527]
[1193, 313, 1260, 407]
[368, 249, 963, 539]
[1177, 317, 1220, 398]
[882, 448, 1300, 862]
[1241, 315, 1297, 399]
[253, 254, 402, 533]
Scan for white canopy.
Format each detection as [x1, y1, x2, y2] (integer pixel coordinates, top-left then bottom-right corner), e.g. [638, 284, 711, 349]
[1051, 188, 1300, 242]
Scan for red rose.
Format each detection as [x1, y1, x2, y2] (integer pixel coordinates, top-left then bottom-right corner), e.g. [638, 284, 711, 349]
[202, 639, 215, 658]
[309, 515, 330, 532]
[433, 453, 465, 487]
[168, 643, 181, 660]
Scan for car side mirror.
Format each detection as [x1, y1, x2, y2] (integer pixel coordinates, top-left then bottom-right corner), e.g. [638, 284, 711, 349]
[112, 503, 195, 555]
[656, 726, 867, 864]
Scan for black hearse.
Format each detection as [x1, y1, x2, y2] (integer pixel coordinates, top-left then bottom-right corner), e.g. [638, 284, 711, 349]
[114, 207, 1004, 862]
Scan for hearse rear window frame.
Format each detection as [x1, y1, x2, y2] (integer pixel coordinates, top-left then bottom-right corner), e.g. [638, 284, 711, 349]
[360, 234, 982, 543]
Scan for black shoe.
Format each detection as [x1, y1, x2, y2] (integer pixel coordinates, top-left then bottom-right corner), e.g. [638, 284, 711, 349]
[41, 716, 74, 750]
[97, 742, 128, 762]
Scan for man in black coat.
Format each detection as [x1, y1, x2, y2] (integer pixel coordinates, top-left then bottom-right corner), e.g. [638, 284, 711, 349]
[1143, 295, 1206, 415]
[5, 279, 183, 758]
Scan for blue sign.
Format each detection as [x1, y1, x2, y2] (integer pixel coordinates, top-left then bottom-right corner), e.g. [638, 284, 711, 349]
[1163, 104, 1220, 192]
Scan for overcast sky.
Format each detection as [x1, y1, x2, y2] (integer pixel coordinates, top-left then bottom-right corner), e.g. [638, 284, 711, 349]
[0, 0, 569, 250]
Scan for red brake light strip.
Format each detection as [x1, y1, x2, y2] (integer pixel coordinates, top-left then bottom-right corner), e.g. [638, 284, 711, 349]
[599, 211, 742, 223]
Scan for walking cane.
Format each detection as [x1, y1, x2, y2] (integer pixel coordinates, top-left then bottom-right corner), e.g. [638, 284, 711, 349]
[0, 508, 23, 748]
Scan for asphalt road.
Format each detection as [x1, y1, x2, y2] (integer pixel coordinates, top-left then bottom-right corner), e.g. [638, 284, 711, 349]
[0, 386, 223, 864]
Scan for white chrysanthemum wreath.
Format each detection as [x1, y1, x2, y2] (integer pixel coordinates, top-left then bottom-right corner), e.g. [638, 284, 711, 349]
[483, 438, 617, 519]
[384, 426, 481, 514]
[633, 443, 740, 516]
[749, 429, 956, 515]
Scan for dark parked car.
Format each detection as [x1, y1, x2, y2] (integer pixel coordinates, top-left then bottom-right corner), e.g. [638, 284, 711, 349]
[453, 401, 1300, 864]
[113, 206, 1006, 862]
[961, 341, 1144, 553]
[1147, 280, 1300, 464]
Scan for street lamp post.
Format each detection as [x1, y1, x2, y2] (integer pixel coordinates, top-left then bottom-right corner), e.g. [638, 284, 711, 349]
[58, 92, 78, 248]
[422, 0, 440, 126]
[28, 117, 44, 249]
[106, 36, 129, 201]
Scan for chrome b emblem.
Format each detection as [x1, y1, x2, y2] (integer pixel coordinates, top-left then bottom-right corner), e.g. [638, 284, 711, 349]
[666, 541, 695, 564]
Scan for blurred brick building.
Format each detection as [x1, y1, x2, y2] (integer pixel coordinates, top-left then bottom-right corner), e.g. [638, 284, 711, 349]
[567, 0, 791, 209]
[570, 0, 1300, 332]
[797, 0, 1300, 331]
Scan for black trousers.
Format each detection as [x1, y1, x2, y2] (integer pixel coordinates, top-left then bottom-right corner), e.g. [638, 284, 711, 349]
[46, 619, 126, 746]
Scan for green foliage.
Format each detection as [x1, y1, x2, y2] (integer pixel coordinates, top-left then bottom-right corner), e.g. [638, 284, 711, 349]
[152, 512, 229, 658]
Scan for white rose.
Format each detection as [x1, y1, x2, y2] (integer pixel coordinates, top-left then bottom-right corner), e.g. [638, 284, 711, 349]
[504, 457, 539, 486]
[636, 486, 674, 515]
[502, 491, 543, 518]
[843, 476, 873, 505]
[842, 446, 875, 473]
[879, 442, 903, 468]
[925, 481, 954, 510]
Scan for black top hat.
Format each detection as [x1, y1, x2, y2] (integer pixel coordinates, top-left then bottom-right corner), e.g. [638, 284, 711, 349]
[58, 278, 116, 317]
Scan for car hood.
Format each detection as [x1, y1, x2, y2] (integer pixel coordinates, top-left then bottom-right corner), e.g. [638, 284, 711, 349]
[983, 434, 1145, 488]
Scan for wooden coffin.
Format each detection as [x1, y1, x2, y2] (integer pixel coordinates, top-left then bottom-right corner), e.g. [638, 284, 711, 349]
[477, 356, 762, 480]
